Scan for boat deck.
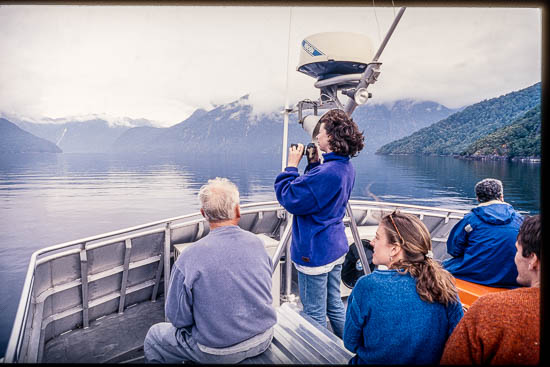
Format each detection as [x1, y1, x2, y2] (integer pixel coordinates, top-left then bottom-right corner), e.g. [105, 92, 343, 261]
[42, 298, 165, 363]
[42, 297, 352, 364]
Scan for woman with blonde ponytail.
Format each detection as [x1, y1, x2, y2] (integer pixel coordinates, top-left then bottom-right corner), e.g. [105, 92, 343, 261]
[343, 211, 464, 364]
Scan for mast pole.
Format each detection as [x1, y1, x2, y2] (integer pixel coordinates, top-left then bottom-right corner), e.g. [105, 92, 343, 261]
[281, 7, 293, 171]
[344, 6, 406, 116]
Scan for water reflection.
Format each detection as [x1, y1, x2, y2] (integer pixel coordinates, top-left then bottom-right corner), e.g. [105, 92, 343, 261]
[355, 155, 540, 213]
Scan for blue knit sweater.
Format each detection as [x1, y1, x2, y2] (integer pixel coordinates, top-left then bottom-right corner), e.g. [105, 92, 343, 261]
[274, 152, 355, 267]
[343, 269, 463, 364]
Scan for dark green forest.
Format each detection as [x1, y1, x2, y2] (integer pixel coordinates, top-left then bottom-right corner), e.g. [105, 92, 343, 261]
[376, 82, 541, 158]
[461, 104, 541, 158]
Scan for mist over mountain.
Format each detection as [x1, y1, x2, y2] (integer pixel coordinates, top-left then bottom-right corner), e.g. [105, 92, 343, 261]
[0, 118, 62, 153]
[112, 96, 458, 155]
[353, 100, 460, 153]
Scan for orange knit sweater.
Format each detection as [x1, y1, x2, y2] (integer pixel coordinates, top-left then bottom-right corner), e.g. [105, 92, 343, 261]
[440, 287, 540, 365]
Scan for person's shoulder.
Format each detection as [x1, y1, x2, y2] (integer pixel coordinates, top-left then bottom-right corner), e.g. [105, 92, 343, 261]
[356, 270, 398, 288]
[472, 287, 538, 309]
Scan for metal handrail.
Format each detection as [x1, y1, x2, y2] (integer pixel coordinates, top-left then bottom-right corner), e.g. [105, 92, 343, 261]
[348, 199, 469, 215]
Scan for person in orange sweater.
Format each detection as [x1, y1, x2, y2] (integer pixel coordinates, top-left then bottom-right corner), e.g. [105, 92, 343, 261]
[440, 214, 540, 365]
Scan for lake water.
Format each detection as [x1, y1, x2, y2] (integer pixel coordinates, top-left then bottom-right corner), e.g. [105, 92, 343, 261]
[0, 152, 540, 356]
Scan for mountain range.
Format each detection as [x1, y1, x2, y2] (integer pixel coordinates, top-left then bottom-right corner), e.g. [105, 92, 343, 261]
[8, 116, 154, 153]
[0, 118, 62, 153]
[2, 82, 540, 159]
[3, 97, 458, 155]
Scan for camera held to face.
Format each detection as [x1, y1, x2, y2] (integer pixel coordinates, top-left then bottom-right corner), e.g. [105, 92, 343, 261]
[291, 143, 318, 161]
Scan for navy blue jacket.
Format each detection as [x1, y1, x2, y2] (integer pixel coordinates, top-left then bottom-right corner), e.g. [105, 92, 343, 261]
[274, 152, 355, 267]
[443, 202, 523, 288]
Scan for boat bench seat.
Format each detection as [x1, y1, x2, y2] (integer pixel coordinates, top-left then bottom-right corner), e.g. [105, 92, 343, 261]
[241, 302, 353, 364]
[454, 278, 509, 310]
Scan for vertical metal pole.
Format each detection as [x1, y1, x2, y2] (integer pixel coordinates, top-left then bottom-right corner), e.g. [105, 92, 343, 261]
[118, 239, 132, 314]
[284, 221, 293, 298]
[79, 244, 90, 328]
[271, 215, 293, 273]
[346, 202, 371, 275]
[281, 7, 293, 171]
[163, 222, 171, 321]
[282, 109, 290, 170]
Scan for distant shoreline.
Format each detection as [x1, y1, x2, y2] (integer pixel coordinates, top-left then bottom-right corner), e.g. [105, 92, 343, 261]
[455, 155, 541, 163]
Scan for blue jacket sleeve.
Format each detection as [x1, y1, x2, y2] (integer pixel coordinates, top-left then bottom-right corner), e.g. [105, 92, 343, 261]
[165, 265, 194, 328]
[343, 288, 365, 353]
[274, 167, 321, 215]
[446, 217, 471, 257]
[446, 297, 465, 338]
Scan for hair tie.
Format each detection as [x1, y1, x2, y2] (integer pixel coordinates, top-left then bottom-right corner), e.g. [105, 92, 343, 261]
[425, 250, 433, 259]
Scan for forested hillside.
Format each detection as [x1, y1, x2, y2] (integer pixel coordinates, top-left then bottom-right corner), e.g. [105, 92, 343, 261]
[461, 104, 541, 158]
[376, 82, 541, 156]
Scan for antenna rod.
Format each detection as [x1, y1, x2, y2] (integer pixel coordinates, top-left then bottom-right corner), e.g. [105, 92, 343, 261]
[344, 6, 406, 116]
[372, 6, 406, 63]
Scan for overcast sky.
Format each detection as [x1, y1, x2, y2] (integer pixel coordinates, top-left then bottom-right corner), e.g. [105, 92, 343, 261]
[0, 4, 542, 127]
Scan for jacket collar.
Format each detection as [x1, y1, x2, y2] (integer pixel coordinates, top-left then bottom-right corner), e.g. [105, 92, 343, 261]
[322, 152, 350, 162]
[477, 199, 509, 207]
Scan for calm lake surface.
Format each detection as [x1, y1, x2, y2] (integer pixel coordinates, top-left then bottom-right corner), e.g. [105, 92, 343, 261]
[0, 152, 540, 356]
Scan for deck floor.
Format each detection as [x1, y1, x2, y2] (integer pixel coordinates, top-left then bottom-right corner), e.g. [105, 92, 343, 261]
[42, 270, 350, 363]
[43, 299, 165, 363]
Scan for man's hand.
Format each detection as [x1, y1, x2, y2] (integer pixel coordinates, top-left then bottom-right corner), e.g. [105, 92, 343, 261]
[287, 144, 304, 167]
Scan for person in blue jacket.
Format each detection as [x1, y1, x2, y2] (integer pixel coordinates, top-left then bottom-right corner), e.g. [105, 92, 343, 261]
[274, 109, 364, 338]
[443, 178, 524, 288]
[343, 211, 463, 364]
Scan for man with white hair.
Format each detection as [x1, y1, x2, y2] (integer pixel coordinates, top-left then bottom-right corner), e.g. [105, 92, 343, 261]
[443, 178, 524, 288]
[144, 177, 277, 364]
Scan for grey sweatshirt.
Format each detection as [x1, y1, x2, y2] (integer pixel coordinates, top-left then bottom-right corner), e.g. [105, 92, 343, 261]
[165, 225, 277, 348]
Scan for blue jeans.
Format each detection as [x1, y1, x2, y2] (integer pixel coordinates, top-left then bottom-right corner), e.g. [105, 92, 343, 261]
[144, 323, 273, 364]
[297, 264, 346, 338]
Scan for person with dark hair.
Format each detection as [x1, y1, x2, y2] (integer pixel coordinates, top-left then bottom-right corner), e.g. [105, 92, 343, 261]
[441, 214, 541, 364]
[443, 178, 524, 287]
[343, 211, 463, 364]
[274, 109, 364, 338]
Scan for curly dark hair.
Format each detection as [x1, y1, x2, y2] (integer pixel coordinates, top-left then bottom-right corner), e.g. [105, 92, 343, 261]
[319, 109, 365, 157]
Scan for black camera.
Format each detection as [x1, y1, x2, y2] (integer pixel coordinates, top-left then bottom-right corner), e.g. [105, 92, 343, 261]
[291, 143, 317, 159]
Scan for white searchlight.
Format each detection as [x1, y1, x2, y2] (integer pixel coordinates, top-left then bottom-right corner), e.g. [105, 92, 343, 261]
[301, 114, 323, 143]
[354, 88, 371, 105]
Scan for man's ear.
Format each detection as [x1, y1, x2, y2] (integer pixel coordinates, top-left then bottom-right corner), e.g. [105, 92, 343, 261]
[235, 205, 241, 219]
[530, 253, 540, 271]
[200, 208, 206, 218]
